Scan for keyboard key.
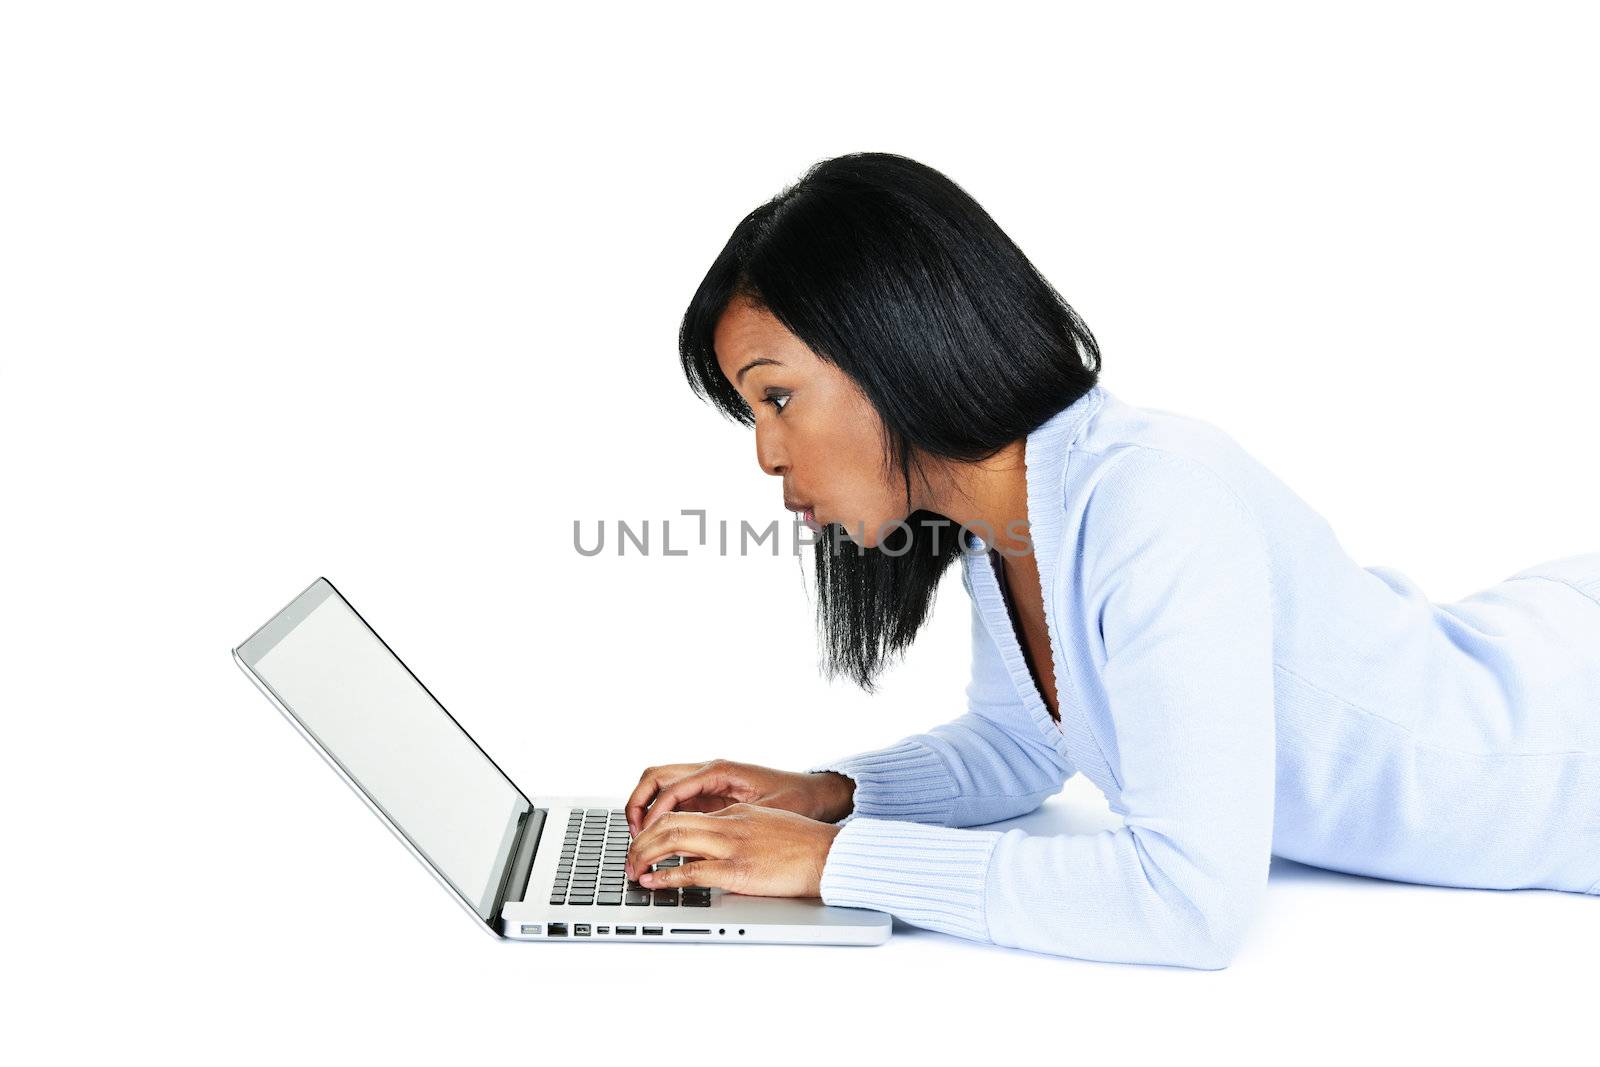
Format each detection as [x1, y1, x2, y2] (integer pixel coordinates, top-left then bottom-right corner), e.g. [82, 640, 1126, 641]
[597, 893, 623, 905]
[652, 889, 679, 906]
[624, 891, 651, 905]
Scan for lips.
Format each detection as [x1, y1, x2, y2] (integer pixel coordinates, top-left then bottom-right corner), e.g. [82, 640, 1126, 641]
[785, 498, 822, 531]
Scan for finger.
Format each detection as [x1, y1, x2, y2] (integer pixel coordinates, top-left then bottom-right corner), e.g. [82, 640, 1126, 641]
[628, 817, 725, 879]
[624, 763, 698, 833]
[639, 766, 742, 833]
[640, 858, 736, 891]
[626, 813, 731, 878]
[675, 794, 737, 814]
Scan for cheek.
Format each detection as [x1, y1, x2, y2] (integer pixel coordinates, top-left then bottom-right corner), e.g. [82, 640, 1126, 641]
[796, 390, 902, 521]
[826, 449, 905, 532]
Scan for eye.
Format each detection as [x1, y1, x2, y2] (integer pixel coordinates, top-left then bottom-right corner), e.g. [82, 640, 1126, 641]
[762, 391, 791, 413]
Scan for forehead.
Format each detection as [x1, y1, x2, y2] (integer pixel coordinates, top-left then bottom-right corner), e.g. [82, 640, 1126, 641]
[713, 297, 805, 376]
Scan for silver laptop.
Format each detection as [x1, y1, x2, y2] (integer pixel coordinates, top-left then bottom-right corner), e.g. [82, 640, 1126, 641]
[232, 577, 892, 945]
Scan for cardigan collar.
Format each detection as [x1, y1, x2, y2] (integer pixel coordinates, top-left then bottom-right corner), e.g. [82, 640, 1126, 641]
[964, 383, 1107, 560]
[961, 382, 1110, 766]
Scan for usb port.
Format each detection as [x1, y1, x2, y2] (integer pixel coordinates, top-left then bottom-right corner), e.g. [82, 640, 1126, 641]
[596, 926, 610, 935]
[548, 923, 568, 937]
[615, 926, 636, 935]
[574, 924, 591, 937]
[642, 926, 663, 936]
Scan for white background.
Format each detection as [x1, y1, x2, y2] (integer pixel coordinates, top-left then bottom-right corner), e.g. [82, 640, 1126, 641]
[4, 1, 1596, 1062]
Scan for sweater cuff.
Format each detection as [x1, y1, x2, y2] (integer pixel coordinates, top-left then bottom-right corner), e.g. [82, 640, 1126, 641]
[808, 739, 960, 826]
[819, 817, 1004, 942]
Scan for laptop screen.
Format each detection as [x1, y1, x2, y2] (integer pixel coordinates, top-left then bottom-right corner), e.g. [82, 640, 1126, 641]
[236, 579, 530, 922]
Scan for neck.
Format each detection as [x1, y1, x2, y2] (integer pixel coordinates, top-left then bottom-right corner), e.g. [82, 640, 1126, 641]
[915, 439, 1033, 557]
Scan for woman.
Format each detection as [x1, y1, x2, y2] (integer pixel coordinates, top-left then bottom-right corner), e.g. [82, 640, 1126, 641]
[622, 152, 1600, 968]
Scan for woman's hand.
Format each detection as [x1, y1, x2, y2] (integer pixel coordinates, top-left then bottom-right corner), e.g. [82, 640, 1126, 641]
[624, 759, 854, 834]
[624, 804, 842, 897]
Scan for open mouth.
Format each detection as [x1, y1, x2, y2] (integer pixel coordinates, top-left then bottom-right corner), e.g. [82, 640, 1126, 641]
[785, 499, 822, 531]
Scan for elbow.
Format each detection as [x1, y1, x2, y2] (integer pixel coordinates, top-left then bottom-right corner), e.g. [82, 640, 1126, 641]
[1177, 886, 1265, 970]
[1179, 928, 1243, 971]
[1153, 917, 1246, 971]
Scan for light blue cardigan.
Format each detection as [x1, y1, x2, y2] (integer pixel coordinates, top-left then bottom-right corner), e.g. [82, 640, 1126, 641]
[812, 383, 1600, 968]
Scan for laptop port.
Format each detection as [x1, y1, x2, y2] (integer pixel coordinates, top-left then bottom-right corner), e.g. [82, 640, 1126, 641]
[642, 926, 663, 936]
[615, 926, 636, 935]
[574, 924, 591, 937]
[669, 928, 710, 935]
[548, 923, 568, 937]
[596, 926, 610, 935]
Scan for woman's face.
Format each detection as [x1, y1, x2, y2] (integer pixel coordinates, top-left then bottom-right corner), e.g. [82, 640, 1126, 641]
[713, 295, 909, 547]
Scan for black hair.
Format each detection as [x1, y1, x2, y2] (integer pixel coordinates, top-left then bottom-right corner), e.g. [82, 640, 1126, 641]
[679, 151, 1101, 690]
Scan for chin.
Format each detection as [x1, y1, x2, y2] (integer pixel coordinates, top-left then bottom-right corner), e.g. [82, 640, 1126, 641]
[836, 514, 906, 550]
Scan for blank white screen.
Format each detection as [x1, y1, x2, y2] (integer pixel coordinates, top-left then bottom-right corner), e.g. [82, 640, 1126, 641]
[252, 593, 526, 917]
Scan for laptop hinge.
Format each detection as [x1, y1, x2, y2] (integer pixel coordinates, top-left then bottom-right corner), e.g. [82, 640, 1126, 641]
[492, 806, 546, 920]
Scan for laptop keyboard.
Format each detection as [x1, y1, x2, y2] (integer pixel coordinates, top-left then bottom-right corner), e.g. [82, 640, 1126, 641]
[547, 808, 713, 908]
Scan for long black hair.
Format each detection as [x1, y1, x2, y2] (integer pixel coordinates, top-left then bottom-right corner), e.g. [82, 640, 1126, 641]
[679, 151, 1101, 690]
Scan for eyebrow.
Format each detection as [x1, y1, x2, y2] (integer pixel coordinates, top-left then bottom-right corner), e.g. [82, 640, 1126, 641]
[734, 357, 783, 385]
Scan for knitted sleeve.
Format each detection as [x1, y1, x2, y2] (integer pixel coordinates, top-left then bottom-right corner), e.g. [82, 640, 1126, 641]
[816, 450, 1277, 969]
[806, 580, 1076, 828]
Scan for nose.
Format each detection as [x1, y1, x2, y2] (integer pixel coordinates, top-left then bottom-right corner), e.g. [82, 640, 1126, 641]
[755, 421, 788, 478]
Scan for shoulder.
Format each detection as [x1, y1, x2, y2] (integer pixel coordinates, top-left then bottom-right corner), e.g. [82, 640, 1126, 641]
[1069, 443, 1272, 609]
[1080, 444, 1257, 532]
[1074, 390, 1262, 511]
